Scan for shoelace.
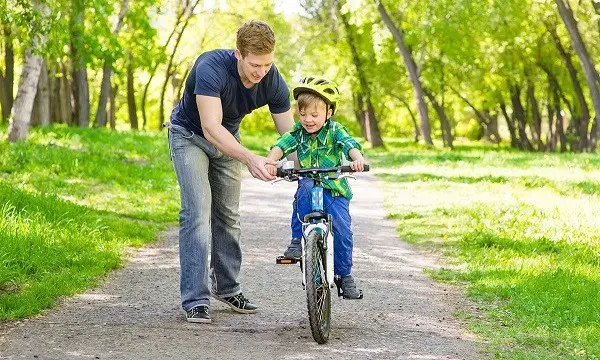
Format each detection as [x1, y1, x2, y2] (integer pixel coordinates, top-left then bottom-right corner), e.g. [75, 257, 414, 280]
[231, 294, 249, 306]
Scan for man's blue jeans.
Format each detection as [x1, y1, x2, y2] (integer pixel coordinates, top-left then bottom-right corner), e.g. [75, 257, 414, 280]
[168, 123, 243, 311]
[291, 179, 354, 277]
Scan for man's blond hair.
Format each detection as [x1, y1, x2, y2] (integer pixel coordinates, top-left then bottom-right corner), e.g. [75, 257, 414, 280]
[297, 92, 327, 112]
[236, 20, 276, 57]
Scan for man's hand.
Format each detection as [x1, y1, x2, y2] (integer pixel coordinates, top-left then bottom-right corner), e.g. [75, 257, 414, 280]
[246, 153, 277, 181]
[265, 163, 277, 177]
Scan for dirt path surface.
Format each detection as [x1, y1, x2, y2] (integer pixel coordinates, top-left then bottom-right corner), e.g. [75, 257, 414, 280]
[0, 172, 480, 359]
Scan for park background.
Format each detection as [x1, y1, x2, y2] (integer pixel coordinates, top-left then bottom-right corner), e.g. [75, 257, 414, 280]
[1, 0, 600, 358]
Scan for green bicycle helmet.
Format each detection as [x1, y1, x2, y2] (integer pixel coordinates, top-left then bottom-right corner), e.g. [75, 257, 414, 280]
[293, 76, 341, 115]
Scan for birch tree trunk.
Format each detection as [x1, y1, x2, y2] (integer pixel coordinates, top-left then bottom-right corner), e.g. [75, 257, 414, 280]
[378, 1, 432, 145]
[31, 61, 50, 126]
[7, 50, 43, 142]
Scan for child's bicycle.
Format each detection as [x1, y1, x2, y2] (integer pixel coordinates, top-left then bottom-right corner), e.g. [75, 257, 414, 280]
[274, 161, 370, 344]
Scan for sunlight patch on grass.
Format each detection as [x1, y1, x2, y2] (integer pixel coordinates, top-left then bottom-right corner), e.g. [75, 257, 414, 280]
[371, 140, 600, 358]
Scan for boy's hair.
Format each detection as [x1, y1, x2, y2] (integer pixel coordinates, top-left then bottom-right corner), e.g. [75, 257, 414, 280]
[236, 20, 275, 57]
[297, 92, 327, 112]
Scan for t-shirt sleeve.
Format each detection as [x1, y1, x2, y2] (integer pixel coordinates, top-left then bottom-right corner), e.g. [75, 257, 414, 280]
[268, 67, 291, 114]
[194, 57, 226, 98]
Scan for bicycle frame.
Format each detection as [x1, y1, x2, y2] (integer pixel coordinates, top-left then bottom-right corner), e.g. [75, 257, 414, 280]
[274, 161, 369, 344]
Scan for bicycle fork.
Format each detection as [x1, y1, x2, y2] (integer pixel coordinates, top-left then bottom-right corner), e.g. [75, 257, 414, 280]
[300, 222, 335, 290]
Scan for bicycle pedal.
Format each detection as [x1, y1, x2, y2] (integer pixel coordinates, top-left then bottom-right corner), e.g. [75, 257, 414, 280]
[276, 256, 300, 264]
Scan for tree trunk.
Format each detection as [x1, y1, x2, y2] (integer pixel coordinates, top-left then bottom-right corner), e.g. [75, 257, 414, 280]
[365, 98, 384, 147]
[395, 96, 420, 142]
[59, 62, 73, 125]
[127, 54, 139, 130]
[0, 24, 15, 122]
[555, 0, 600, 151]
[500, 102, 519, 148]
[546, 22, 590, 150]
[141, 4, 190, 129]
[378, 2, 432, 145]
[7, 50, 43, 142]
[482, 109, 501, 144]
[527, 81, 544, 150]
[424, 89, 453, 148]
[511, 85, 533, 150]
[353, 93, 369, 141]
[70, 0, 89, 127]
[31, 60, 50, 126]
[109, 83, 117, 130]
[95, 65, 112, 128]
[334, 1, 384, 146]
[94, 0, 130, 127]
[158, 0, 202, 129]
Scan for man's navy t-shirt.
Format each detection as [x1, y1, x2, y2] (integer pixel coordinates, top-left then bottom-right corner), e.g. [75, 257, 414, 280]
[170, 49, 291, 138]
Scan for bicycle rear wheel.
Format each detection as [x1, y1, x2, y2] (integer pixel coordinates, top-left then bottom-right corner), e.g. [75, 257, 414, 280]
[304, 228, 331, 344]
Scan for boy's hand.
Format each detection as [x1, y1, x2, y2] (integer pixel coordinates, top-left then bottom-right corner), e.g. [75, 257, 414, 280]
[265, 163, 277, 177]
[350, 158, 365, 172]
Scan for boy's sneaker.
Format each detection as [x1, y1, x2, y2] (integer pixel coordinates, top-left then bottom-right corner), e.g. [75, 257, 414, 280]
[283, 237, 302, 259]
[186, 305, 211, 323]
[337, 275, 363, 300]
[211, 292, 258, 314]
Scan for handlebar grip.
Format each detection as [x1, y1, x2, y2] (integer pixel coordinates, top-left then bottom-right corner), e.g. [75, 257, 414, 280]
[276, 167, 285, 178]
[340, 164, 370, 172]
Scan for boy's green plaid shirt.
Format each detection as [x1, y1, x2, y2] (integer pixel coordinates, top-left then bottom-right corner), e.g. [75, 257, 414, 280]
[273, 119, 362, 200]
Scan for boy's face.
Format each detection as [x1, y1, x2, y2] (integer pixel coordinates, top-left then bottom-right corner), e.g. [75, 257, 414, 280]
[298, 100, 332, 135]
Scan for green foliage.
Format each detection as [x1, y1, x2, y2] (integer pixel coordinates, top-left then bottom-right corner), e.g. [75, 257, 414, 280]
[372, 139, 600, 358]
[0, 126, 177, 319]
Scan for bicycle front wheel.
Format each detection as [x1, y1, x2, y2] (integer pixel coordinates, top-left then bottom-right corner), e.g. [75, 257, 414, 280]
[304, 228, 331, 344]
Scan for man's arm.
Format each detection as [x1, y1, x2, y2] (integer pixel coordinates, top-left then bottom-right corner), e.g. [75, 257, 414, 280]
[271, 109, 299, 167]
[197, 95, 276, 181]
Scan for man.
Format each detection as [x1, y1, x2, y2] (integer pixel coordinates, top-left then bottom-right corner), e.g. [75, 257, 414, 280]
[166, 20, 294, 324]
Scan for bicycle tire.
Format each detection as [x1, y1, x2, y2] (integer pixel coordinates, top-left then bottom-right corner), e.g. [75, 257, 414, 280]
[304, 228, 331, 344]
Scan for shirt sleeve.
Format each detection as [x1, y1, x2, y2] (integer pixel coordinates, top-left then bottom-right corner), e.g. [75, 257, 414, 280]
[333, 122, 362, 159]
[267, 66, 291, 114]
[194, 56, 226, 98]
[272, 131, 298, 158]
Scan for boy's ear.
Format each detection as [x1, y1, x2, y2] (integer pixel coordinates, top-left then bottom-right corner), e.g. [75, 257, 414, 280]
[327, 107, 333, 118]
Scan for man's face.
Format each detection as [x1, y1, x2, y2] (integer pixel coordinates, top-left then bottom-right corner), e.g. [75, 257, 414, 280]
[235, 50, 274, 86]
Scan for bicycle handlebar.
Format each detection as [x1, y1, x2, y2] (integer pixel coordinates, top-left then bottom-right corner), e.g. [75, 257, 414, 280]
[276, 164, 370, 178]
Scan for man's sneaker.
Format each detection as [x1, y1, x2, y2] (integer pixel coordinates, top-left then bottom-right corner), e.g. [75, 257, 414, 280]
[186, 305, 211, 323]
[335, 275, 363, 300]
[283, 237, 302, 259]
[211, 292, 258, 314]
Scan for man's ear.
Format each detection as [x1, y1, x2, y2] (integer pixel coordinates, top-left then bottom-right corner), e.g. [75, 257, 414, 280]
[234, 49, 242, 61]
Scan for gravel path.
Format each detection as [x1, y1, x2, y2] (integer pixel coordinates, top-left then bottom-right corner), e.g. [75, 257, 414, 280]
[0, 172, 480, 359]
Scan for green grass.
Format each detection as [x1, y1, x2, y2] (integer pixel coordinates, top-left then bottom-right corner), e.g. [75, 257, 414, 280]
[368, 139, 600, 359]
[0, 125, 178, 319]
[2, 126, 600, 358]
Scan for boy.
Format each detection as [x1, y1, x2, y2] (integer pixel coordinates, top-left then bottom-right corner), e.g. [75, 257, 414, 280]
[265, 76, 365, 299]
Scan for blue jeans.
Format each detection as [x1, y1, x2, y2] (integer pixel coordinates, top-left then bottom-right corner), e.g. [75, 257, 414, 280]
[291, 179, 354, 277]
[168, 123, 243, 311]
